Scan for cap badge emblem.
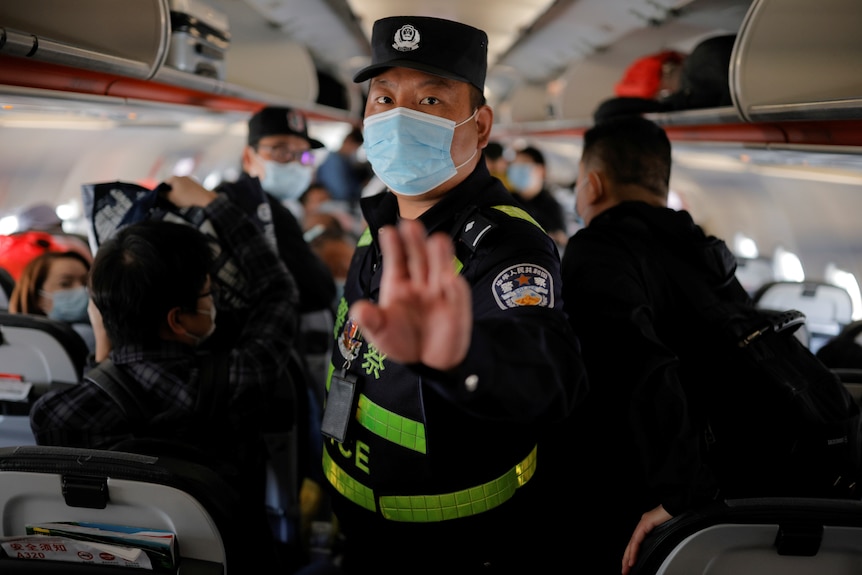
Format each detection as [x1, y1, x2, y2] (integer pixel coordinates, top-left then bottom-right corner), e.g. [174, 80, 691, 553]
[287, 110, 305, 133]
[392, 24, 420, 51]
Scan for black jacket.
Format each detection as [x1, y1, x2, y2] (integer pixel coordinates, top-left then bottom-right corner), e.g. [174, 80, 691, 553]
[560, 201, 733, 569]
[217, 173, 336, 314]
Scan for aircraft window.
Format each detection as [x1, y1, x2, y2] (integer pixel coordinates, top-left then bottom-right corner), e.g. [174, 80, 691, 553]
[774, 247, 805, 282]
[826, 263, 862, 321]
[733, 232, 759, 259]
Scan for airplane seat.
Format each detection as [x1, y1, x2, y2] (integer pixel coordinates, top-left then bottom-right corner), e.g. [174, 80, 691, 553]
[735, 257, 775, 296]
[0, 311, 90, 448]
[0, 444, 251, 573]
[753, 281, 854, 354]
[630, 497, 862, 575]
[0, 311, 89, 391]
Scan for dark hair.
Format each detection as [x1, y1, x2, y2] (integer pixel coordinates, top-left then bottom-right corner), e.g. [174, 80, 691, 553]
[484, 141, 504, 160]
[90, 220, 215, 348]
[582, 116, 671, 199]
[9, 251, 91, 315]
[516, 145, 546, 166]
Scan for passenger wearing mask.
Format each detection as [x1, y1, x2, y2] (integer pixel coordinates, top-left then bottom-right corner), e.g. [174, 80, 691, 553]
[560, 116, 725, 574]
[30, 176, 297, 572]
[9, 251, 95, 353]
[218, 107, 339, 566]
[507, 145, 569, 249]
[217, 106, 336, 317]
[483, 140, 512, 190]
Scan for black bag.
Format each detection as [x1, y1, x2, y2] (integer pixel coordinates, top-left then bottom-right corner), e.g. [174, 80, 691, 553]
[660, 254, 862, 499]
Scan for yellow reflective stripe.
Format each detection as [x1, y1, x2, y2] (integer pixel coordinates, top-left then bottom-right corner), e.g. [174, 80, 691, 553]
[325, 362, 335, 392]
[323, 445, 539, 522]
[322, 448, 377, 512]
[379, 445, 537, 522]
[454, 256, 463, 274]
[357, 227, 372, 247]
[491, 204, 544, 231]
[357, 394, 427, 453]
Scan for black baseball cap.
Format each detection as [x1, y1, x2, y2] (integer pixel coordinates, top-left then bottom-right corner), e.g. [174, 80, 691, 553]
[247, 106, 324, 148]
[353, 16, 488, 93]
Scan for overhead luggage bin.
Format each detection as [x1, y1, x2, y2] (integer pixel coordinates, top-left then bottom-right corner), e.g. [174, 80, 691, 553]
[0, 0, 170, 80]
[730, 0, 862, 122]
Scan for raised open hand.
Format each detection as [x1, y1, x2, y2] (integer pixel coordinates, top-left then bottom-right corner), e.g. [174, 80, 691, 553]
[348, 219, 472, 371]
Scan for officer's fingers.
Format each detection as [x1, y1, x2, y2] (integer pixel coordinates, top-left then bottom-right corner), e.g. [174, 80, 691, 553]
[425, 232, 458, 296]
[349, 300, 383, 336]
[399, 219, 431, 287]
[378, 225, 408, 292]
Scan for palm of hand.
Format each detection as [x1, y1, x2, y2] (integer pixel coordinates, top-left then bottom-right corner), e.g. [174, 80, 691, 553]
[349, 220, 472, 371]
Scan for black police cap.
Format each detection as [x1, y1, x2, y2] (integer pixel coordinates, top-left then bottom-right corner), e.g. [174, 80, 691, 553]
[353, 16, 488, 93]
[247, 106, 324, 148]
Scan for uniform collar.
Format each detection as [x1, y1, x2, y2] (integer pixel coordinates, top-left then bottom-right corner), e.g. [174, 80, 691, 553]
[360, 160, 510, 244]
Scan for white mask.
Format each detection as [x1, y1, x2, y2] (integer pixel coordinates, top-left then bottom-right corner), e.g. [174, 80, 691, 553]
[187, 306, 216, 346]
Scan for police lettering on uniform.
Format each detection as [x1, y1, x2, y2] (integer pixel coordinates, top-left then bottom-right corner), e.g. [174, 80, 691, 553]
[319, 15, 588, 573]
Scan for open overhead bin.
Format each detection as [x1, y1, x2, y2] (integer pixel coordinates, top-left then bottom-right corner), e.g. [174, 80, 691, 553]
[730, 0, 862, 123]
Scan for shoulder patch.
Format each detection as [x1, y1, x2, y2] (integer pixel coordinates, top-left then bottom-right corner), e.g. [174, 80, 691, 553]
[492, 263, 555, 309]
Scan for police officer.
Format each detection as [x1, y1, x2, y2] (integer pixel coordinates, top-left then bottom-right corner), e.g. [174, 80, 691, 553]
[320, 16, 588, 573]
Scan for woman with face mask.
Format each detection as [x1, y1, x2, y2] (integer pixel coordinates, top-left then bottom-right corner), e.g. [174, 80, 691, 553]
[8, 250, 96, 353]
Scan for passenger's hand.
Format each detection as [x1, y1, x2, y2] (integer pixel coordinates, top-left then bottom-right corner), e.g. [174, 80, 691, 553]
[88, 298, 112, 363]
[162, 175, 217, 208]
[349, 219, 472, 371]
[621, 504, 672, 575]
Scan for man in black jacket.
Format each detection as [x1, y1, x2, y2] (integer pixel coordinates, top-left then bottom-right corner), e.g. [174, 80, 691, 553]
[215, 106, 337, 566]
[561, 116, 728, 574]
[222, 106, 336, 315]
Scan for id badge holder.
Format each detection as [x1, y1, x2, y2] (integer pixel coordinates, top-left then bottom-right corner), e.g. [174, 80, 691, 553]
[321, 369, 357, 443]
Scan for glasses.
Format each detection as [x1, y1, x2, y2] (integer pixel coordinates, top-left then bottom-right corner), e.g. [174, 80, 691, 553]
[255, 144, 314, 165]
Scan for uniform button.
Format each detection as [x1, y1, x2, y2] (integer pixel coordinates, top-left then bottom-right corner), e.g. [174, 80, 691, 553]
[465, 374, 479, 392]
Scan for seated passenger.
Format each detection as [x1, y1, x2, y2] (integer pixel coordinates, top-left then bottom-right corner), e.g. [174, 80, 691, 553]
[816, 319, 862, 370]
[8, 251, 96, 354]
[29, 176, 298, 571]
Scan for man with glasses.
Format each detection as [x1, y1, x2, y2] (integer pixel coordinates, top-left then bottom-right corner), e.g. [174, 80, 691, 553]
[30, 176, 296, 571]
[217, 106, 336, 317]
[217, 106, 338, 568]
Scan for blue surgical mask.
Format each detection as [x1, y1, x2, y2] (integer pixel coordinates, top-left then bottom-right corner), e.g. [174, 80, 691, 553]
[363, 107, 478, 196]
[507, 163, 538, 193]
[43, 286, 90, 323]
[261, 160, 314, 202]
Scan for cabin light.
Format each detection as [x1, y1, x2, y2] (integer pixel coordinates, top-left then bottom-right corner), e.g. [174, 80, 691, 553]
[733, 232, 759, 259]
[180, 119, 226, 134]
[228, 121, 247, 136]
[773, 247, 805, 282]
[0, 118, 117, 130]
[825, 263, 862, 321]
